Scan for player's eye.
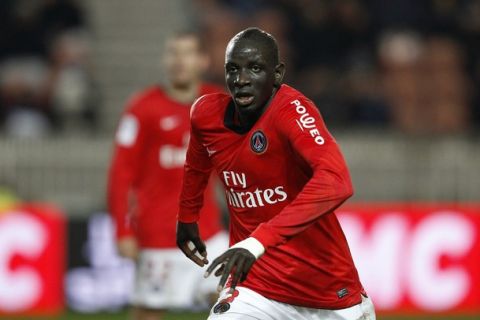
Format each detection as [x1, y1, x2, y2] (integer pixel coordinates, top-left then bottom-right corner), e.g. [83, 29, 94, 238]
[251, 65, 261, 72]
[226, 65, 238, 73]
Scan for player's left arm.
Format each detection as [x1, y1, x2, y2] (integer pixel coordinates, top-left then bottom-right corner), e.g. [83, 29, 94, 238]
[249, 96, 354, 248]
[177, 98, 215, 267]
[206, 96, 353, 291]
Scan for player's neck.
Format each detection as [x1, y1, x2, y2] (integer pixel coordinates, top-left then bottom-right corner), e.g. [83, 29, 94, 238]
[236, 87, 278, 129]
[165, 82, 200, 105]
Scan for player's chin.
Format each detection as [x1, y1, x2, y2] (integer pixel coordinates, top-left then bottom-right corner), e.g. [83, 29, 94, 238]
[234, 100, 258, 113]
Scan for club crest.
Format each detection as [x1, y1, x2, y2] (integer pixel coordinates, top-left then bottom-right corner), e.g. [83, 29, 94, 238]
[250, 130, 267, 154]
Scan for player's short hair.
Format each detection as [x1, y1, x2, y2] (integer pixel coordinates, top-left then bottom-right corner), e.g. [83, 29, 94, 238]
[230, 27, 280, 65]
[166, 29, 207, 52]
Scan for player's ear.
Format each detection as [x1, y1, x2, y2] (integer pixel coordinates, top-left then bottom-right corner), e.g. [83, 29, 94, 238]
[274, 62, 286, 87]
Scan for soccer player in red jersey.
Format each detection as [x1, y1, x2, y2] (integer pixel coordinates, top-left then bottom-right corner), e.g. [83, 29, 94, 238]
[176, 28, 376, 319]
[107, 32, 227, 320]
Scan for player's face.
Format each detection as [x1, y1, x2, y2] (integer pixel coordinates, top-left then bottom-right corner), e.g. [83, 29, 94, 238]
[225, 40, 282, 114]
[163, 36, 208, 88]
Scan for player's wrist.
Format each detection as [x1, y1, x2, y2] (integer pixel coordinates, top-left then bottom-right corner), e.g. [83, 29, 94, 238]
[231, 237, 265, 259]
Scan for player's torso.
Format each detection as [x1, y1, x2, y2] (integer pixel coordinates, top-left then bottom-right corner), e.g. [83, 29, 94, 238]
[132, 86, 223, 246]
[198, 99, 310, 241]
[136, 85, 222, 192]
[136, 89, 190, 195]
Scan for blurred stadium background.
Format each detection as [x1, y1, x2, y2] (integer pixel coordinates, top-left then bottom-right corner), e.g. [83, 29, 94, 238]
[0, 0, 479, 319]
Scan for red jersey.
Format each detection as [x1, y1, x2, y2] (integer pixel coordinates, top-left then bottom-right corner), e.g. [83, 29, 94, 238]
[178, 84, 364, 309]
[108, 84, 224, 248]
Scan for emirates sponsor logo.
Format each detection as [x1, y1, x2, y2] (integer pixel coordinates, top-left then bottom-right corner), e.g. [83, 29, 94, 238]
[158, 133, 188, 168]
[159, 145, 186, 168]
[222, 171, 287, 208]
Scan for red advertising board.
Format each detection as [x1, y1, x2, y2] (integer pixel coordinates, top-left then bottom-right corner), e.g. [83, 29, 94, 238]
[338, 203, 480, 315]
[0, 204, 66, 316]
[0, 202, 478, 316]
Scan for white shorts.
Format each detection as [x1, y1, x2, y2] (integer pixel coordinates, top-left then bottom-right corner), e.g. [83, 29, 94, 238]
[208, 287, 376, 320]
[131, 231, 228, 310]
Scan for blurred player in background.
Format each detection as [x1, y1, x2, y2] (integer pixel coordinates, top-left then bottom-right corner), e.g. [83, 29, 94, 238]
[176, 28, 375, 319]
[107, 31, 227, 320]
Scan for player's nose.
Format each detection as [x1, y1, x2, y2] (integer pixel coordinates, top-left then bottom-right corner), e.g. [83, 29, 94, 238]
[235, 69, 251, 87]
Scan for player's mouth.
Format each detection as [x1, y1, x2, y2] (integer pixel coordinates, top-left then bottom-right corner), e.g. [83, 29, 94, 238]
[234, 93, 255, 107]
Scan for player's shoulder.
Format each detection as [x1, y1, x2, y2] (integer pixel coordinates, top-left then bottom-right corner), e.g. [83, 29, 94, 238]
[276, 84, 313, 106]
[190, 92, 230, 123]
[273, 84, 318, 115]
[124, 86, 163, 113]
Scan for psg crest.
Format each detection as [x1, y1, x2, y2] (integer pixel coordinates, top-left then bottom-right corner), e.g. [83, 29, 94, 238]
[250, 130, 267, 154]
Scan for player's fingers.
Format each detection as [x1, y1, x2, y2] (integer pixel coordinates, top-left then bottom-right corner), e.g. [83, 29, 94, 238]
[192, 237, 208, 258]
[214, 263, 226, 277]
[218, 254, 238, 292]
[178, 243, 188, 256]
[229, 257, 245, 293]
[180, 242, 207, 267]
[205, 252, 229, 277]
[188, 240, 209, 264]
[240, 258, 255, 282]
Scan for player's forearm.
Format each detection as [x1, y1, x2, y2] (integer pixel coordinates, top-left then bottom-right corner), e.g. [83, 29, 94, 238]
[107, 166, 136, 238]
[251, 170, 353, 249]
[108, 199, 135, 239]
[177, 165, 211, 223]
[108, 187, 135, 238]
[178, 128, 213, 222]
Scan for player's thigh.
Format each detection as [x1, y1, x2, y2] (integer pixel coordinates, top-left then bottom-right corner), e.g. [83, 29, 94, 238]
[208, 287, 294, 320]
[132, 249, 199, 309]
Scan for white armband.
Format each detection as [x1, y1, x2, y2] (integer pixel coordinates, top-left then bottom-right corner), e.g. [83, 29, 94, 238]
[231, 237, 265, 259]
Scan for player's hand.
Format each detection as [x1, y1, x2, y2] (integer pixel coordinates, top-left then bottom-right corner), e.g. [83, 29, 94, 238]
[176, 222, 209, 267]
[117, 236, 139, 261]
[204, 248, 256, 293]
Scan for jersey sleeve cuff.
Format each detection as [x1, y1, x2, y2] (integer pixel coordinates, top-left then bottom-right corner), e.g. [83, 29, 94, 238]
[250, 224, 284, 249]
[231, 237, 265, 259]
[177, 210, 200, 223]
[116, 228, 134, 240]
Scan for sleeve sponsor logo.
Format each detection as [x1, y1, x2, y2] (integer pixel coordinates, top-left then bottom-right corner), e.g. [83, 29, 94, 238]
[116, 115, 139, 147]
[290, 99, 324, 145]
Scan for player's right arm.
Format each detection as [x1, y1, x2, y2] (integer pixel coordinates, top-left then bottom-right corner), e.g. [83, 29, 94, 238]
[177, 96, 214, 267]
[107, 97, 147, 260]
